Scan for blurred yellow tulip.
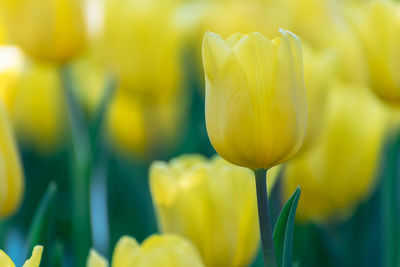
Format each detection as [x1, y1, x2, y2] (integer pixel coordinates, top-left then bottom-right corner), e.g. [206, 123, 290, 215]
[102, 0, 181, 100]
[107, 89, 147, 157]
[0, 246, 43, 267]
[202, 30, 307, 170]
[0, 0, 87, 62]
[87, 234, 205, 267]
[283, 84, 387, 222]
[150, 154, 280, 267]
[107, 87, 187, 158]
[299, 44, 336, 153]
[0, 101, 24, 218]
[354, 1, 400, 105]
[0, 59, 66, 154]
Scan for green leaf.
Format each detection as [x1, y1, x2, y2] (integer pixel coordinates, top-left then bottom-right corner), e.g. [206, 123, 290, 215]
[23, 182, 58, 262]
[273, 186, 301, 267]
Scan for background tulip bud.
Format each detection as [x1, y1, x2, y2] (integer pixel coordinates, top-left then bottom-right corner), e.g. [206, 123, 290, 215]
[0, 61, 67, 154]
[0, 101, 24, 218]
[0, 0, 87, 62]
[150, 154, 280, 267]
[283, 84, 387, 222]
[354, 1, 400, 105]
[299, 44, 336, 153]
[202, 30, 307, 170]
[87, 234, 205, 267]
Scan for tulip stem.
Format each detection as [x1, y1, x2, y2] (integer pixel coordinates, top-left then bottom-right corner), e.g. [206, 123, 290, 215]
[254, 169, 277, 267]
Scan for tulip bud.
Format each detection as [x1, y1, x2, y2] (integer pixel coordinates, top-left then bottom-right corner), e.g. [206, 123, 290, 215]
[1, 61, 66, 154]
[150, 154, 280, 267]
[87, 234, 205, 267]
[299, 44, 336, 153]
[283, 84, 387, 222]
[0, 246, 42, 267]
[202, 30, 307, 170]
[102, 0, 181, 100]
[0, 101, 24, 218]
[355, 1, 400, 105]
[0, 0, 87, 62]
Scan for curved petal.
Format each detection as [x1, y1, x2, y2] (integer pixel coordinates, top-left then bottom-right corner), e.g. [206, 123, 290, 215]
[0, 250, 15, 267]
[22, 246, 43, 267]
[112, 236, 140, 267]
[86, 249, 108, 267]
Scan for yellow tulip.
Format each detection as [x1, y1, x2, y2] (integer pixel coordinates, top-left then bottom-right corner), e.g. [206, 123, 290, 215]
[353, 1, 400, 105]
[101, 0, 181, 100]
[0, 246, 43, 267]
[86, 234, 205, 267]
[202, 30, 307, 170]
[0, 61, 66, 154]
[283, 84, 387, 222]
[107, 89, 147, 157]
[299, 44, 336, 153]
[0, 101, 24, 218]
[150, 154, 280, 267]
[0, 0, 87, 62]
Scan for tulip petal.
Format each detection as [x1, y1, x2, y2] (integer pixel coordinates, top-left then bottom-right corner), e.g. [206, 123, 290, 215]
[202, 31, 233, 82]
[86, 249, 109, 267]
[149, 162, 179, 206]
[0, 103, 24, 218]
[112, 236, 140, 267]
[0, 250, 15, 267]
[267, 29, 306, 165]
[22, 246, 43, 267]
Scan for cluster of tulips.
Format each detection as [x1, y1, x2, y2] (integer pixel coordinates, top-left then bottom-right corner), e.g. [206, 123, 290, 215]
[0, 0, 400, 266]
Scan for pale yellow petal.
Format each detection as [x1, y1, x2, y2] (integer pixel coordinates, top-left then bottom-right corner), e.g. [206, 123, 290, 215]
[204, 34, 257, 169]
[149, 162, 179, 206]
[86, 249, 108, 267]
[267, 29, 306, 166]
[202, 31, 234, 83]
[231, 32, 279, 167]
[111, 236, 140, 267]
[22, 246, 43, 267]
[0, 102, 24, 218]
[0, 250, 15, 267]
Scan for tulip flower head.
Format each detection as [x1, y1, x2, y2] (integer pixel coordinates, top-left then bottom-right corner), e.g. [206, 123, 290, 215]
[0, 246, 43, 267]
[355, 1, 400, 105]
[0, 102, 24, 218]
[283, 84, 387, 222]
[150, 154, 280, 267]
[87, 234, 205, 267]
[202, 29, 307, 170]
[0, 0, 87, 62]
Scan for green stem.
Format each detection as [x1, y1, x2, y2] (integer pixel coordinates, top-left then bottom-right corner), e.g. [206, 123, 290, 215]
[59, 65, 92, 266]
[254, 169, 277, 267]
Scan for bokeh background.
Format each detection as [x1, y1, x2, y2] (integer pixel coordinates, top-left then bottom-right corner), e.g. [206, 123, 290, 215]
[0, 0, 400, 266]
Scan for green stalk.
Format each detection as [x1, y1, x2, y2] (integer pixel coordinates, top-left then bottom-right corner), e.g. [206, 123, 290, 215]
[254, 169, 277, 267]
[59, 65, 92, 266]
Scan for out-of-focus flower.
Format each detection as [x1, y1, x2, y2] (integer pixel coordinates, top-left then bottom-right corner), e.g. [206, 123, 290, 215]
[282, 0, 342, 48]
[0, 0, 87, 62]
[353, 1, 400, 105]
[87, 234, 205, 267]
[107, 89, 147, 157]
[0, 57, 66, 154]
[106, 88, 186, 158]
[101, 0, 181, 100]
[299, 44, 336, 153]
[200, 2, 280, 39]
[150, 154, 280, 267]
[0, 246, 43, 267]
[0, 101, 24, 218]
[202, 30, 307, 170]
[283, 84, 387, 222]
